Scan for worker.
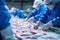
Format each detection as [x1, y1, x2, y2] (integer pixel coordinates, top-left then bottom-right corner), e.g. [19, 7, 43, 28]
[10, 7, 26, 19]
[26, 0, 54, 24]
[42, 1, 60, 31]
[26, 0, 57, 30]
[0, 0, 15, 40]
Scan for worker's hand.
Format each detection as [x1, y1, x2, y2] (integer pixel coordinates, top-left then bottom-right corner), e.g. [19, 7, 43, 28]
[42, 21, 53, 31]
[33, 21, 40, 30]
[24, 18, 28, 21]
[42, 24, 50, 31]
[28, 17, 34, 22]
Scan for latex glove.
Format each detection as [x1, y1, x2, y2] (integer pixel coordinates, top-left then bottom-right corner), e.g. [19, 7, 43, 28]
[42, 21, 53, 31]
[27, 17, 34, 22]
[24, 18, 28, 21]
[33, 20, 41, 30]
[42, 17, 59, 31]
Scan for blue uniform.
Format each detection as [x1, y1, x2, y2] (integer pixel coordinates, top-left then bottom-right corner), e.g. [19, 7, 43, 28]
[52, 2, 60, 28]
[27, 4, 53, 23]
[0, 0, 5, 6]
[0, 0, 11, 30]
[10, 8, 26, 19]
[0, 0, 16, 40]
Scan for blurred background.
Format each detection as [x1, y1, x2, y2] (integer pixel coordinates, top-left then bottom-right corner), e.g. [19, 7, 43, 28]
[6, 0, 34, 10]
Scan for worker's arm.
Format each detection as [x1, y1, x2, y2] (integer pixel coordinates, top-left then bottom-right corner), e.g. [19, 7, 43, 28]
[25, 9, 37, 21]
[42, 2, 60, 31]
[42, 21, 53, 31]
[42, 17, 60, 31]
[27, 9, 37, 18]
[51, 2, 60, 28]
[16, 9, 26, 19]
[34, 4, 48, 23]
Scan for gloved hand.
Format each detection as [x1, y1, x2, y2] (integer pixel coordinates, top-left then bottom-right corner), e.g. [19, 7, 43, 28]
[25, 17, 34, 22]
[9, 7, 17, 16]
[33, 20, 40, 30]
[42, 21, 53, 31]
[28, 17, 34, 22]
[24, 18, 28, 21]
[42, 17, 60, 31]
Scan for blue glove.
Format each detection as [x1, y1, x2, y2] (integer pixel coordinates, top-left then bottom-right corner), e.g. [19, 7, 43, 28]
[16, 9, 26, 19]
[10, 9, 17, 16]
[10, 8, 26, 19]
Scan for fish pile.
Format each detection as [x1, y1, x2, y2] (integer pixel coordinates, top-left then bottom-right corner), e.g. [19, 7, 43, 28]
[10, 16, 60, 40]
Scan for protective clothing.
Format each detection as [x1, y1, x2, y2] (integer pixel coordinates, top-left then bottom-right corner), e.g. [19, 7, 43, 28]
[0, 0, 15, 40]
[0, 0, 11, 30]
[27, 4, 49, 23]
[10, 7, 26, 19]
[52, 2, 60, 28]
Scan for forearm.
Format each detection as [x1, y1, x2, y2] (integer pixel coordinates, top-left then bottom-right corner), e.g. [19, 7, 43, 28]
[27, 9, 37, 18]
[45, 17, 60, 27]
[27, 13, 33, 18]
[52, 17, 60, 27]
